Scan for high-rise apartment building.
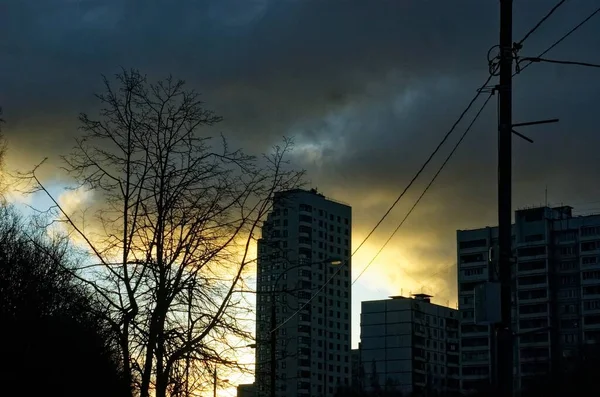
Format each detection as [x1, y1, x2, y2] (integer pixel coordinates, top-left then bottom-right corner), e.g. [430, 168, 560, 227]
[359, 294, 460, 396]
[236, 384, 256, 397]
[457, 205, 600, 393]
[255, 189, 352, 397]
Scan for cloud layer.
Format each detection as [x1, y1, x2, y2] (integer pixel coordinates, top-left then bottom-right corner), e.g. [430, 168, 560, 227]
[2, 0, 600, 304]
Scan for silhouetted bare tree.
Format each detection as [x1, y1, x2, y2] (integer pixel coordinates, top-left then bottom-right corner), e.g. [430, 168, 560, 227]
[25, 69, 303, 397]
[0, 205, 130, 397]
[0, 107, 6, 195]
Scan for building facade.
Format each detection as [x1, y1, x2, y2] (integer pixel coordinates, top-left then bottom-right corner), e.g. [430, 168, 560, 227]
[350, 347, 363, 391]
[359, 294, 460, 396]
[255, 189, 352, 397]
[457, 205, 600, 393]
[237, 383, 256, 397]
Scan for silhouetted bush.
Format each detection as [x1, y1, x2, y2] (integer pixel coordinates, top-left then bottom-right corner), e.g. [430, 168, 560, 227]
[0, 207, 131, 397]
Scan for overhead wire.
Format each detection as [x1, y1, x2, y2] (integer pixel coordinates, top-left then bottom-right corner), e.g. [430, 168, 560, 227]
[518, 5, 600, 74]
[272, 74, 494, 333]
[272, 0, 596, 332]
[349, 75, 493, 257]
[516, 0, 568, 46]
[352, 93, 495, 286]
[353, 0, 589, 296]
[522, 57, 600, 69]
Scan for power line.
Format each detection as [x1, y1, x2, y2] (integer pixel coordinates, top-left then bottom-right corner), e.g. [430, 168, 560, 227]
[522, 56, 600, 69]
[516, 0, 568, 45]
[352, 93, 495, 286]
[518, 5, 600, 74]
[271, 75, 494, 333]
[351, 1, 596, 307]
[350, 76, 493, 257]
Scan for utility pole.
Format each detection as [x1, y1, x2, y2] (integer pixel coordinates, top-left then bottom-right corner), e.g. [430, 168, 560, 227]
[213, 365, 217, 397]
[497, 0, 513, 396]
[270, 295, 277, 397]
[323, 291, 328, 397]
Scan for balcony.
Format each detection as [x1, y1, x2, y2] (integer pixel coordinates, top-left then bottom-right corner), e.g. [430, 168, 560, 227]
[518, 311, 548, 319]
[582, 278, 600, 286]
[580, 232, 600, 242]
[461, 364, 491, 380]
[517, 289, 548, 303]
[461, 324, 489, 337]
[461, 271, 488, 282]
[298, 238, 312, 249]
[460, 260, 488, 269]
[581, 241, 600, 254]
[298, 215, 312, 226]
[520, 362, 549, 376]
[518, 321, 549, 332]
[517, 246, 547, 260]
[517, 281, 548, 290]
[520, 354, 549, 362]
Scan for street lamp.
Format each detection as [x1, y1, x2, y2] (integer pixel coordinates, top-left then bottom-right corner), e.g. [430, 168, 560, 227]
[267, 257, 343, 397]
[213, 344, 256, 397]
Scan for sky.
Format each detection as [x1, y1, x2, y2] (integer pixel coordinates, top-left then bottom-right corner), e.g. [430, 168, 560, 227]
[2, 0, 600, 394]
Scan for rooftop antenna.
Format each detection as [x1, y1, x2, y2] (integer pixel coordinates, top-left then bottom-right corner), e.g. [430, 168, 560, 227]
[545, 185, 548, 207]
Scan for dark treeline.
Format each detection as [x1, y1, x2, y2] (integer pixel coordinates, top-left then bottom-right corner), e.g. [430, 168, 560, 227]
[0, 206, 130, 397]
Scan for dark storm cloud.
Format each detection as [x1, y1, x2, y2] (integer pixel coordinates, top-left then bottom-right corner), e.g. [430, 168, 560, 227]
[2, 0, 600, 294]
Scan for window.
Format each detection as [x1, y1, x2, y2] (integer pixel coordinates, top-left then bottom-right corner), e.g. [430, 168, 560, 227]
[519, 260, 546, 272]
[585, 315, 600, 325]
[584, 300, 600, 311]
[520, 332, 547, 343]
[558, 289, 577, 298]
[462, 337, 488, 347]
[582, 226, 600, 237]
[583, 271, 600, 280]
[582, 241, 600, 252]
[519, 318, 547, 329]
[524, 234, 544, 242]
[583, 286, 600, 296]
[523, 208, 544, 222]
[519, 303, 547, 315]
[460, 253, 484, 264]
[562, 319, 578, 329]
[299, 215, 312, 223]
[518, 246, 546, 257]
[559, 261, 577, 270]
[462, 324, 488, 333]
[463, 267, 484, 276]
[560, 275, 576, 285]
[561, 334, 578, 344]
[518, 275, 547, 285]
[518, 289, 547, 300]
[557, 230, 576, 242]
[463, 366, 489, 376]
[460, 282, 480, 292]
[459, 239, 487, 249]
